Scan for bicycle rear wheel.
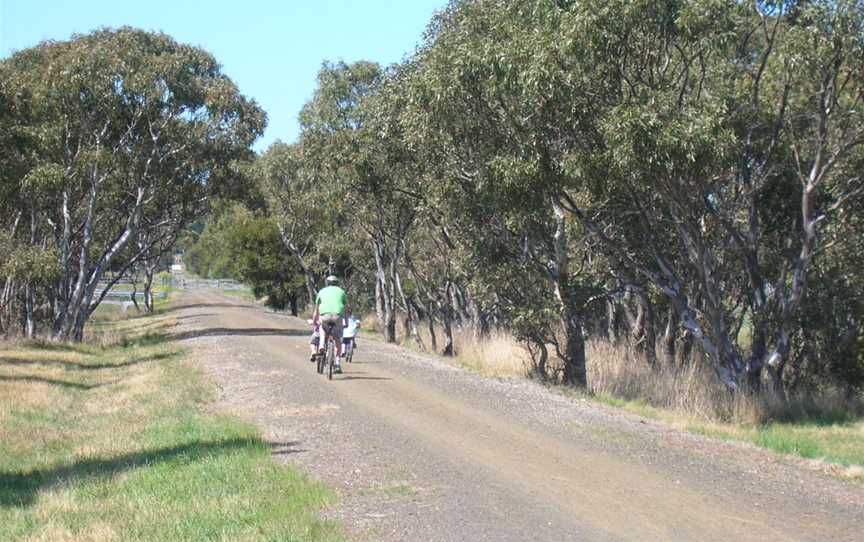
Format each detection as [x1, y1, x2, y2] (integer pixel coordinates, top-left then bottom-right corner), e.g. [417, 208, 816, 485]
[326, 340, 335, 380]
[316, 349, 324, 374]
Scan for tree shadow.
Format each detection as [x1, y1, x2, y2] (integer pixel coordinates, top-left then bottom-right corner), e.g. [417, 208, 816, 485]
[0, 438, 304, 508]
[14, 341, 93, 354]
[174, 313, 218, 320]
[269, 440, 308, 456]
[0, 351, 175, 371]
[0, 374, 109, 390]
[168, 327, 308, 341]
[158, 303, 246, 314]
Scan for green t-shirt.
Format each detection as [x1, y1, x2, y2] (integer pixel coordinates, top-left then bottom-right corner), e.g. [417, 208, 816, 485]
[315, 286, 347, 316]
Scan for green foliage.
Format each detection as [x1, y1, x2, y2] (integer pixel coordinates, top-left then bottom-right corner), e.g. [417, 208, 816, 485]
[0, 27, 264, 339]
[0, 246, 60, 286]
[187, 205, 305, 312]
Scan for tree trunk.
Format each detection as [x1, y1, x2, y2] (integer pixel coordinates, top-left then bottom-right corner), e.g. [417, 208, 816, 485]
[384, 270, 396, 343]
[372, 237, 397, 343]
[607, 298, 621, 344]
[663, 305, 678, 366]
[465, 288, 486, 341]
[0, 278, 13, 334]
[24, 284, 35, 339]
[551, 196, 587, 387]
[746, 313, 768, 390]
[427, 313, 438, 352]
[441, 307, 455, 356]
[72, 305, 90, 342]
[635, 288, 657, 367]
[130, 279, 141, 312]
[55, 184, 144, 341]
[374, 275, 385, 326]
[395, 271, 425, 352]
[527, 334, 549, 380]
[558, 299, 587, 386]
[679, 330, 694, 366]
[143, 265, 155, 313]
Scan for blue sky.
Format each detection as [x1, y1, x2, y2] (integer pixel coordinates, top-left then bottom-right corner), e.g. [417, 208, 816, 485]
[0, 0, 446, 151]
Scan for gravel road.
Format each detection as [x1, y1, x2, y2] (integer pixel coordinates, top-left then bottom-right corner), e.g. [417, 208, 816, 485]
[173, 289, 863, 541]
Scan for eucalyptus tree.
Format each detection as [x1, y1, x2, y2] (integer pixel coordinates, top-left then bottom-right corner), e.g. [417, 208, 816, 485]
[256, 142, 327, 305]
[298, 60, 424, 343]
[546, 0, 864, 390]
[1, 28, 264, 340]
[401, 0, 614, 385]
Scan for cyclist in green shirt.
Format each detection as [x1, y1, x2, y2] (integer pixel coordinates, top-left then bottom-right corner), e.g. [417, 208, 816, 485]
[311, 275, 349, 373]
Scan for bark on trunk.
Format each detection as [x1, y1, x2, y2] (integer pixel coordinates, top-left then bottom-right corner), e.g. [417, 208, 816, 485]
[441, 308, 455, 357]
[374, 275, 385, 327]
[465, 288, 486, 341]
[607, 299, 621, 344]
[635, 288, 657, 367]
[663, 305, 678, 366]
[24, 284, 35, 339]
[551, 196, 587, 387]
[527, 335, 549, 380]
[679, 330, 694, 366]
[372, 238, 397, 343]
[143, 263, 156, 313]
[395, 271, 425, 352]
[427, 314, 438, 352]
[130, 279, 141, 312]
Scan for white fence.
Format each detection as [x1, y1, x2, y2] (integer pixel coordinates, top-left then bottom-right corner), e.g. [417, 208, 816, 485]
[179, 278, 245, 290]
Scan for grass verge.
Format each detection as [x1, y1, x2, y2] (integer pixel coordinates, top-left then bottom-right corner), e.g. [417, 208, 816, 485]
[587, 391, 864, 480]
[0, 309, 341, 541]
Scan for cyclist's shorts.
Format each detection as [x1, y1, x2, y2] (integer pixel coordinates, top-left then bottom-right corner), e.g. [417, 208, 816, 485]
[320, 313, 344, 343]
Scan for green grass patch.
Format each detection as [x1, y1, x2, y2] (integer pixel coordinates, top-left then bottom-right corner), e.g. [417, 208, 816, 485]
[0, 311, 341, 541]
[580, 390, 863, 478]
[687, 419, 864, 469]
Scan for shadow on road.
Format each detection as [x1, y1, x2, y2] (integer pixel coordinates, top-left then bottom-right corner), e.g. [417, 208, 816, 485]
[269, 441, 308, 455]
[0, 438, 305, 508]
[159, 303, 246, 314]
[173, 313, 218, 320]
[169, 327, 307, 341]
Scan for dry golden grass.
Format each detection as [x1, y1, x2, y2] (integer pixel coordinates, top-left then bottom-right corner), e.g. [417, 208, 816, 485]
[23, 522, 119, 542]
[448, 328, 528, 378]
[394, 318, 530, 378]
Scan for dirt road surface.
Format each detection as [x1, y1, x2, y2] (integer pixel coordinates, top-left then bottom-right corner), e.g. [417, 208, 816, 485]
[171, 290, 863, 541]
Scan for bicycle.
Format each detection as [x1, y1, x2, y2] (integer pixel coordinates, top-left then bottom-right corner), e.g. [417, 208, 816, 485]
[342, 336, 356, 364]
[315, 321, 338, 380]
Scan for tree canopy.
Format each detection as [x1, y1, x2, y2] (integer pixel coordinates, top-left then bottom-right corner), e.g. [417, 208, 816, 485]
[5, 2, 863, 397]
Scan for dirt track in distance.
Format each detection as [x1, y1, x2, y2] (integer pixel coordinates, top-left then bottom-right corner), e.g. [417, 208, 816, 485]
[174, 289, 863, 541]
